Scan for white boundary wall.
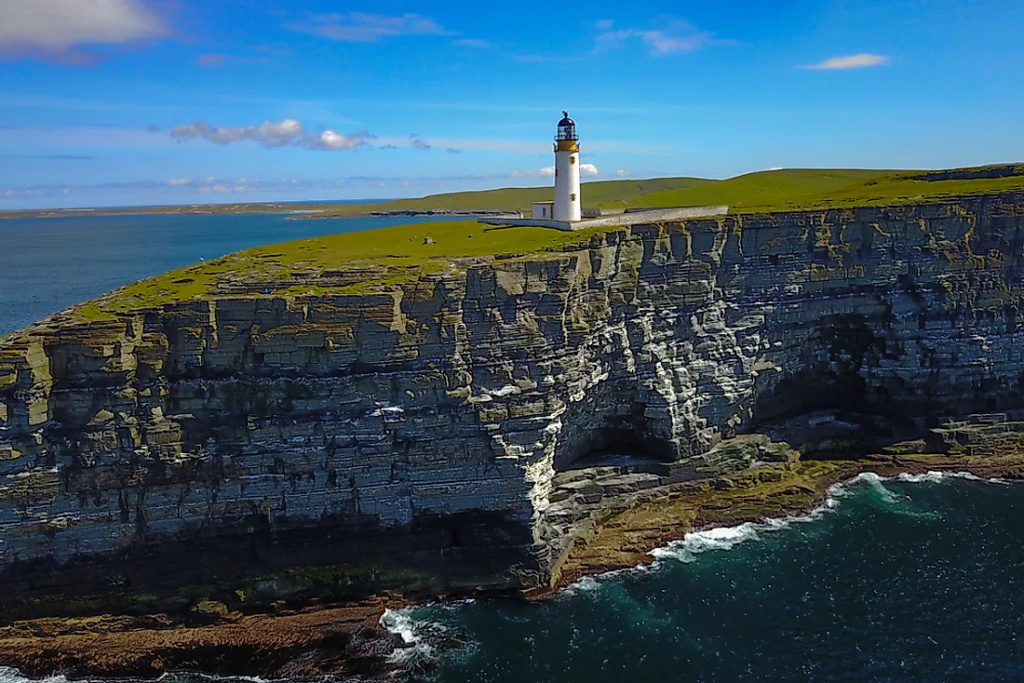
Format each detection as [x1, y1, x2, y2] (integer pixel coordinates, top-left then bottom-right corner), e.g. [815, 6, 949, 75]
[479, 205, 730, 232]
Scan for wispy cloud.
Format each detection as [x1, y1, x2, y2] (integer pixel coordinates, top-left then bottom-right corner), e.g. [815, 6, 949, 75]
[287, 13, 449, 42]
[1, 154, 96, 160]
[0, 0, 171, 62]
[0, 93, 169, 112]
[196, 52, 276, 67]
[410, 135, 431, 151]
[616, 169, 630, 178]
[453, 38, 493, 48]
[170, 118, 374, 151]
[802, 53, 890, 70]
[595, 19, 715, 55]
[513, 53, 587, 63]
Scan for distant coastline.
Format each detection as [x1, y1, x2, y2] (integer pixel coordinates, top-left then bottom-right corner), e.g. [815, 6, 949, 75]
[289, 209, 519, 220]
[0, 200, 382, 221]
[0, 204, 517, 221]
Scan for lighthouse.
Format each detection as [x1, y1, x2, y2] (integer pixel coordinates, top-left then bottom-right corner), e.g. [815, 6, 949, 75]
[553, 111, 582, 222]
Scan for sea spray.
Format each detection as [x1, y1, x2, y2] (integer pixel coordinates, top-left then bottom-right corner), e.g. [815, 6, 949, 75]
[380, 604, 475, 669]
[0, 668, 67, 683]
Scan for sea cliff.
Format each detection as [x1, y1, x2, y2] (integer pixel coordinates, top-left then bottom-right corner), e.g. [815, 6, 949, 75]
[2, 193, 1024, 617]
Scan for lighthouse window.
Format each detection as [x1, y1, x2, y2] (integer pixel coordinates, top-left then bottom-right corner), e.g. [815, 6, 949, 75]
[569, 156, 576, 164]
[570, 193, 577, 201]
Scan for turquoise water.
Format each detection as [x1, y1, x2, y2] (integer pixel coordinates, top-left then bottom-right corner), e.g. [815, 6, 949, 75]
[0, 212, 455, 336]
[389, 473, 1024, 682]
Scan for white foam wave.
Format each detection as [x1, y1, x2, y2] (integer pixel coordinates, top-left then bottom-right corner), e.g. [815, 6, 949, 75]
[0, 667, 67, 683]
[159, 675, 269, 683]
[380, 606, 451, 665]
[649, 498, 838, 565]
[561, 575, 603, 596]
[0, 665, 279, 683]
[566, 469, 1015, 581]
[895, 470, 1009, 485]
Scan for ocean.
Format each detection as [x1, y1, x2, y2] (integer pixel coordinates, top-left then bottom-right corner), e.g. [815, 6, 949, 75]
[389, 473, 1024, 682]
[0, 212, 457, 337]
[3, 215, 1024, 681]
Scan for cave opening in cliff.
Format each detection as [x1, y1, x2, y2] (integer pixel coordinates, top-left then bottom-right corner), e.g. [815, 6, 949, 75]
[553, 401, 675, 473]
[749, 315, 926, 459]
[560, 428, 675, 472]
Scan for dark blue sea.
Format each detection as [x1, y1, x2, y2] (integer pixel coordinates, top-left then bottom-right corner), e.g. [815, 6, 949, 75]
[0, 212, 455, 337]
[2, 216, 1024, 681]
[379, 473, 1024, 683]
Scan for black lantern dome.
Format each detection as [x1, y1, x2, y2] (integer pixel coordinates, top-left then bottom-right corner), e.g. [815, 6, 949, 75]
[555, 111, 578, 142]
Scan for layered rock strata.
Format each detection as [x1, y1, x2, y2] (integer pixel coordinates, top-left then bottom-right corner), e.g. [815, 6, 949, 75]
[2, 193, 1024, 606]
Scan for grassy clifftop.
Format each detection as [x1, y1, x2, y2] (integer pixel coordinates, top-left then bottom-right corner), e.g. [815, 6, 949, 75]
[10, 163, 1024, 331]
[71, 219, 609, 322]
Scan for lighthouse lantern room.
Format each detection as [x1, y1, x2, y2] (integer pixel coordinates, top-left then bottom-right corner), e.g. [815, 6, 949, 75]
[553, 111, 582, 222]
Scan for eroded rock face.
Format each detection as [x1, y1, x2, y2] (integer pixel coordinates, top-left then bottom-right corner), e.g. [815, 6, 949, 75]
[2, 194, 1023, 602]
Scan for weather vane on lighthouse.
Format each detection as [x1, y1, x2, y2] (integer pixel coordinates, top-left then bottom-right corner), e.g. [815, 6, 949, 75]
[553, 111, 582, 222]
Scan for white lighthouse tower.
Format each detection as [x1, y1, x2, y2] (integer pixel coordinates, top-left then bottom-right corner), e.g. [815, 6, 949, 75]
[553, 111, 582, 222]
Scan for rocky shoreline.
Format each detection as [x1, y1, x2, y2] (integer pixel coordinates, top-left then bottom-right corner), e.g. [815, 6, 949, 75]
[0, 600, 401, 681]
[2, 447, 1023, 681]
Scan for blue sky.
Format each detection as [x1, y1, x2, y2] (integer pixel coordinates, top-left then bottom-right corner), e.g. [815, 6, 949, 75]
[1, 0, 1022, 208]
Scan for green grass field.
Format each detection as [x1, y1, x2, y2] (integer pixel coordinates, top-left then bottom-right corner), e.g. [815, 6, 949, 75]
[72, 219, 614, 320]
[42, 163, 1024, 326]
[344, 164, 1024, 215]
[340, 176, 714, 213]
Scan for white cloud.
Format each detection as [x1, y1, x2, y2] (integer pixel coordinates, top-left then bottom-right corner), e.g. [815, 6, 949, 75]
[596, 20, 713, 55]
[167, 177, 192, 186]
[171, 118, 304, 147]
[580, 163, 600, 177]
[616, 169, 630, 178]
[171, 118, 372, 151]
[306, 129, 370, 150]
[288, 13, 448, 42]
[0, 0, 170, 59]
[803, 53, 890, 70]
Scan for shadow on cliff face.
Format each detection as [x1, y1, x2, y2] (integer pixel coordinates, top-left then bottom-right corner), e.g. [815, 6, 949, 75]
[557, 430, 675, 473]
[552, 398, 676, 472]
[749, 314, 937, 458]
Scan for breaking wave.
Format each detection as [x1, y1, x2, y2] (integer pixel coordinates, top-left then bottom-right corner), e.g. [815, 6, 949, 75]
[0, 669, 274, 683]
[630, 469, 1009, 569]
[380, 604, 473, 669]
[0, 668, 67, 683]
